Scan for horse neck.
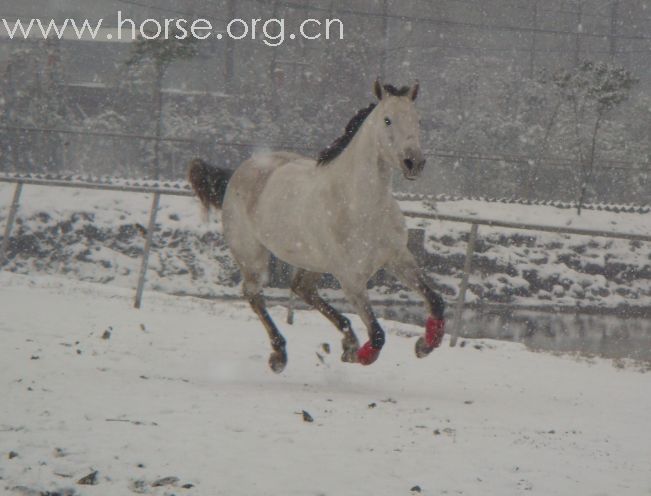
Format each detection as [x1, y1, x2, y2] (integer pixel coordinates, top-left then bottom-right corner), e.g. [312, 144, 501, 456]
[330, 110, 393, 205]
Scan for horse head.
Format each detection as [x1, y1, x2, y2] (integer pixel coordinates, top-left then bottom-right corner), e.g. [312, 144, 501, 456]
[373, 79, 425, 180]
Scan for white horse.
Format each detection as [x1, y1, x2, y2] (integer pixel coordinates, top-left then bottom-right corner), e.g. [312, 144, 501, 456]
[189, 80, 446, 373]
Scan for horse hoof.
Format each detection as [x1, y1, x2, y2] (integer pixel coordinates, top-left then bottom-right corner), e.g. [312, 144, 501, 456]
[415, 336, 434, 358]
[269, 350, 287, 373]
[415, 317, 445, 358]
[341, 347, 358, 363]
[341, 333, 360, 363]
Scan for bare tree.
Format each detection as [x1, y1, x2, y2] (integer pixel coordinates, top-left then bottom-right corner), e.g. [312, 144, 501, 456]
[126, 28, 198, 179]
[552, 61, 637, 214]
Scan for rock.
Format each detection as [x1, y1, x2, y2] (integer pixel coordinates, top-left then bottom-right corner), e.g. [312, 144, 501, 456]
[182, 483, 195, 489]
[410, 485, 422, 493]
[101, 330, 111, 340]
[77, 470, 98, 485]
[302, 410, 314, 423]
[8, 450, 19, 459]
[151, 476, 180, 487]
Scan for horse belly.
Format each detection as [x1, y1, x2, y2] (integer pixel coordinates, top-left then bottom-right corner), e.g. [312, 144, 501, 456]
[252, 175, 333, 272]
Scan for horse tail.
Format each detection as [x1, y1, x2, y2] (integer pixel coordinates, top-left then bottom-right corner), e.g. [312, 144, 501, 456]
[187, 158, 233, 211]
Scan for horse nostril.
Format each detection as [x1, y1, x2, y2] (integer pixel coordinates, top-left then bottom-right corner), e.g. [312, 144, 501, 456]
[404, 159, 414, 170]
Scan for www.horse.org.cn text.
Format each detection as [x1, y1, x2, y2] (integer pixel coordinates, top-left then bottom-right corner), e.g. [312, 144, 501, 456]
[0, 12, 345, 47]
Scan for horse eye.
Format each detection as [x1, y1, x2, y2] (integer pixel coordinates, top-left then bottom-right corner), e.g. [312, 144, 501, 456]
[384, 117, 392, 126]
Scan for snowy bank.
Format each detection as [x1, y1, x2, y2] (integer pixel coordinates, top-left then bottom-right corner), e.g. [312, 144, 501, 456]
[1, 183, 649, 312]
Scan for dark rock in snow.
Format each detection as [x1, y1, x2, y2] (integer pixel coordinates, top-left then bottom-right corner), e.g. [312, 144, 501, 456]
[8, 450, 19, 459]
[410, 485, 422, 492]
[77, 471, 99, 485]
[151, 476, 180, 487]
[302, 410, 314, 423]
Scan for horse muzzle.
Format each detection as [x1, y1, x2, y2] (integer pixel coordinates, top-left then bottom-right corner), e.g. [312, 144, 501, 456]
[401, 154, 426, 180]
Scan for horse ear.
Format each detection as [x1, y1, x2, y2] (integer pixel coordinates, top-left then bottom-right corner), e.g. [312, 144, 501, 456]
[374, 79, 384, 100]
[410, 81, 420, 101]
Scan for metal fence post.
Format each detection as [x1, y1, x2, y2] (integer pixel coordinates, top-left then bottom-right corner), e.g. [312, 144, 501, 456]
[134, 192, 161, 309]
[286, 266, 296, 325]
[1, 182, 23, 266]
[450, 222, 479, 347]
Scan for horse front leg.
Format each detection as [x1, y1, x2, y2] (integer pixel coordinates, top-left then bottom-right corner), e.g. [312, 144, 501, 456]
[340, 283, 385, 366]
[386, 250, 447, 358]
[291, 269, 360, 363]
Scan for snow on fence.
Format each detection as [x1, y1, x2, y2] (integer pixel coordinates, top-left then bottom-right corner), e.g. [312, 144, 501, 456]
[2, 173, 650, 347]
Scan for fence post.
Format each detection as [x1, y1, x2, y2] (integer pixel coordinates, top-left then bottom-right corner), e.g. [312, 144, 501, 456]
[286, 266, 296, 325]
[450, 223, 479, 347]
[1, 182, 23, 266]
[134, 192, 161, 309]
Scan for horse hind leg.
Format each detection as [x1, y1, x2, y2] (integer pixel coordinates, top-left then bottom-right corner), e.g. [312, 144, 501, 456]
[291, 269, 360, 363]
[238, 252, 288, 373]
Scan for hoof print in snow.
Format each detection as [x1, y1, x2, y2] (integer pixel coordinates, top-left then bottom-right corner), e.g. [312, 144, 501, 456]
[77, 470, 99, 485]
[301, 410, 314, 423]
[130, 480, 147, 493]
[8, 451, 19, 459]
[53, 447, 67, 458]
[151, 476, 180, 487]
[12, 487, 77, 496]
[410, 485, 422, 493]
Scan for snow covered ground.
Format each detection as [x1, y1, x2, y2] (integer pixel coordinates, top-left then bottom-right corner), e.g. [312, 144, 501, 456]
[1, 272, 650, 496]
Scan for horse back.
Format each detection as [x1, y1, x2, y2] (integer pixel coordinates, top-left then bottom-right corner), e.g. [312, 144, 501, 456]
[223, 151, 314, 216]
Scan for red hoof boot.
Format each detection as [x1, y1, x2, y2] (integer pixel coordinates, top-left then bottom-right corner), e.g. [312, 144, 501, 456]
[415, 317, 445, 358]
[357, 341, 381, 366]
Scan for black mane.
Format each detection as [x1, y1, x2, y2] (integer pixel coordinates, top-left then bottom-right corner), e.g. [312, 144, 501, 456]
[317, 103, 377, 166]
[383, 84, 411, 97]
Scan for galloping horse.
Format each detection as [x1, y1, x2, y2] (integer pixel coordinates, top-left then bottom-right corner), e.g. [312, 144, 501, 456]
[189, 80, 446, 373]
